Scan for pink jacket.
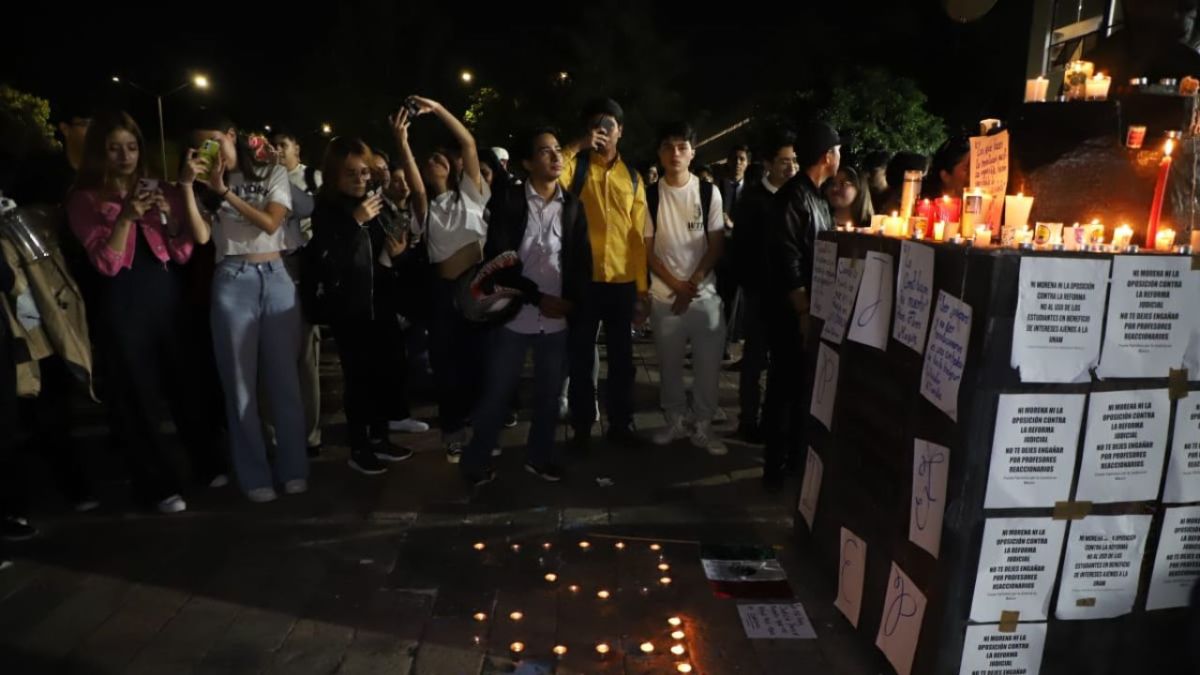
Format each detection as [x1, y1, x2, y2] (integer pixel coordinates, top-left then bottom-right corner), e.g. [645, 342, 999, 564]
[66, 185, 194, 277]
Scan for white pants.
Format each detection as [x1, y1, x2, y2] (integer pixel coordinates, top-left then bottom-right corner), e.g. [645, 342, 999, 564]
[650, 295, 726, 423]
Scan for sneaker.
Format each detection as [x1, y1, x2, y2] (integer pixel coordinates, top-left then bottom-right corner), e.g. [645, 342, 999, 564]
[558, 397, 570, 421]
[1, 516, 38, 541]
[388, 418, 430, 433]
[492, 447, 503, 457]
[691, 422, 728, 456]
[372, 441, 414, 462]
[504, 413, 519, 429]
[208, 474, 230, 489]
[525, 462, 564, 483]
[0, 558, 12, 572]
[712, 407, 729, 425]
[73, 498, 101, 514]
[653, 417, 689, 446]
[157, 495, 188, 514]
[306, 443, 323, 458]
[462, 467, 497, 487]
[246, 488, 277, 503]
[606, 424, 641, 448]
[283, 479, 308, 495]
[349, 450, 389, 476]
[445, 441, 464, 464]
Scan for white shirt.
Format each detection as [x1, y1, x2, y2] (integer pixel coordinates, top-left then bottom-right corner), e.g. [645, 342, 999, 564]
[212, 164, 293, 261]
[647, 174, 724, 302]
[508, 183, 566, 335]
[762, 174, 782, 195]
[426, 173, 491, 264]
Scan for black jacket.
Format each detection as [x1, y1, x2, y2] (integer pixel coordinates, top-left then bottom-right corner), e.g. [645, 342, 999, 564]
[730, 179, 775, 294]
[485, 183, 591, 311]
[720, 177, 744, 216]
[767, 173, 833, 297]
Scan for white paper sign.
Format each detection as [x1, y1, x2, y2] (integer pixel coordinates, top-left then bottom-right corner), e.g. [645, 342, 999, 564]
[969, 131, 1009, 227]
[1076, 389, 1170, 504]
[1056, 515, 1152, 620]
[798, 448, 823, 530]
[893, 241, 935, 354]
[1146, 505, 1200, 611]
[822, 258, 865, 344]
[848, 251, 894, 350]
[835, 527, 867, 628]
[875, 562, 927, 675]
[985, 393, 1085, 509]
[921, 291, 973, 422]
[969, 518, 1067, 622]
[910, 439, 950, 558]
[1164, 393, 1200, 503]
[958, 623, 1047, 675]
[810, 342, 839, 431]
[737, 603, 817, 639]
[1010, 257, 1110, 383]
[1098, 256, 1200, 379]
[811, 240, 838, 320]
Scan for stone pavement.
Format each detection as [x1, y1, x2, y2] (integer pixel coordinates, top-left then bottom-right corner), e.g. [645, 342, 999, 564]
[0, 338, 883, 675]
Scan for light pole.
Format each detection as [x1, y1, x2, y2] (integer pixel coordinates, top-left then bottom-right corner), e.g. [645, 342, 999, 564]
[112, 73, 210, 179]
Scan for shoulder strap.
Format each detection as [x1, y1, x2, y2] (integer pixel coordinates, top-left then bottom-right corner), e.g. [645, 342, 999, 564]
[646, 183, 659, 237]
[569, 150, 591, 197]
[700, 179, 714, 250]
[303, 165, 318, 194]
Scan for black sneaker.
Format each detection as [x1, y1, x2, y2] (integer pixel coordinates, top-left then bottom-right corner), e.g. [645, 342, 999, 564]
[461, 467, 497, 487]
[737, 423, 763, 445]
[606, 424, 641, 448]
[307, 443, 323, 458]
[504, 413, 519, 429]
[569, 429, 591, 454]
[372, 441, 414, 462]
[348, 450, 389, 476]
[525, 462, 564, 483]
[446, 441, 464, 464]
[1, 516, 38, 542]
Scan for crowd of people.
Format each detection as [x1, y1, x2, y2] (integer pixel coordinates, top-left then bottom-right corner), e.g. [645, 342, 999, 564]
[0, 93, 969, 568]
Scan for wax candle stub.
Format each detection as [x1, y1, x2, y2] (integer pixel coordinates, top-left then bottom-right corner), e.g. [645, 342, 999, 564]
[671, 644, 686, 656]
[510, 642, 525, 654]
[544, 573, 558, 582]
[473, 612, 487, 622]
[473, 542, 485, 551]
[554, 645, 568, 656]
[596, 643, 611, 655]
[597, 590, 611, 599]
[615, 542, 626, 550]
[578, 541, 591, 550]
[509, 611, 523, 621]
[671, 630, 686, 640]
[677, 664, 693, 673]
[668, 617, 683, 627]
[640, 642, 655, 653]
[650, 544, 662, 552]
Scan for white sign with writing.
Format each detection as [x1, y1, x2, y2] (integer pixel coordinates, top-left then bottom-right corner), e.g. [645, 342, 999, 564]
[810, 342, 840, 431]
[798, 448, 823, 530]
[958, 623, 1047, 675]
[921, 291, 973, 422]
[893, 240, 935, 354]
[848, 251, 894, 351]
[875, 562, 928, 675]
[737, 603, 818, 639]
[811, 240, 838, 320]
[835, 527, 867, 628]
[910, 439, 950, 558]
[1076, 389, 1170, 504]
[969, 518, 1067, 622]
[1098, 256, 1200, 379]
[1010, 257, 1110, 383]
[1056, 515, 1152, 620]
[985, 393, 1085, 509]
[969, 131, 1009, 228]
[1164, 392, 1200, 503]
[822, 258, 865, 344]
[1146, 505, 1200, 611]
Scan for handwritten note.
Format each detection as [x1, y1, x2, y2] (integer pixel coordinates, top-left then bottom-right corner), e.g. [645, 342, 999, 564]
[1098, 256, 1200, 378]
[958, 623, 1048, 675]
[969, 518, 1066, 622]
[1055, 515, 1152, 620]
[811, 240, 838, 320]
[797, 448, 823, 530]
[835, 527, 867, 628]
[822, 258, 864, 344]
[737, 603, 817, 639]
[969, 131, 1009, 228]
[1011, 257, 1110, 383]
[985, 393, 1085, 509]
[921, 291, 973, 422]
[893, 241, 934, 354]
[875, 562, 927, 675]
[1146, 505, 1200, 611]
[1164, 392, 1200, 503]
[848, 251, 894, 350]
[909, 439, 950, 558]
[1076, 389, 1170, 504]
[810, 342, 840, 431]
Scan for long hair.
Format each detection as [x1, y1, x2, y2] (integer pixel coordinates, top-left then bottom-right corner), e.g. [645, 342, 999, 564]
[188, 110, 269, 183]
[828, 166, 875, 228]
[318, 136, 373, 199]
[73, 110, 147, 193]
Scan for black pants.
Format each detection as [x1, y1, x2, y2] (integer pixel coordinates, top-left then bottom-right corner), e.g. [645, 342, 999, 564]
[737, 290, 770, 428]
[332, 316, 410, 449]
[569, 281, 636, 434]
[428, 277, 485, 439]
[0, 329, 20, 517]
[761, 299, 808, 475]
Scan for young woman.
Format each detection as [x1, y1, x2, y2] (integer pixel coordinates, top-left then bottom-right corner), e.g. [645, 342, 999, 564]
[180, 112, 307, 503]
[66, 111, 223, 514]
[824, 166, 876, 228]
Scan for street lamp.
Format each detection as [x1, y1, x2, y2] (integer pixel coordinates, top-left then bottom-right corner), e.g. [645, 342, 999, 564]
[321, 123, 332, 135]
[460, 69, 474, 84]
[112, 72, 211, 179]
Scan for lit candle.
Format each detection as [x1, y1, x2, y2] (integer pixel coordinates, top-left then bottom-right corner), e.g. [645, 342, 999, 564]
[1146, 138, 1175, 248]
[1064, 60, 1095, 100]
[596, 643, 611, 657]
[668, 617, 683, 627]
[640, 642, 655, 654]
[510, 642, 525, 655]
[473, 542, 486, 551]
[544, 573, 558, 583]
[962, 188, 987, 236]
[596, 589, 611, 599]
[671, 630, 686, 640]
[473, 612, 488, 622]
[578, 541, 591, 550]
[883, 211, 905, 238]
[677, 664, 694, 673]
[900, 170, 923, 219]
[509, 611, 524, 621]
[568, 585, 580, 593]
[1003, 193, 1034, 246]
[1155, 228, 1176, 251]
[614, 541, 626, 550]
[1024, 75, 1049, 103]
[1085, 72, 1112, 100]
[658, 563, 671, 572]
[1084, 219, 1106, 247]
[1034, 222, 1063, 247]
[542, 542, 552, 550]
[650, 544, 662, 552]
[671, 644, 686, 656]
[933, 221, 947, 242]
[869, 214, 887, 234]
[659, 576, 673, 586]
[1013, 227, 1034, 246]
[1191, 229, 1200, 250]
[936, 194, 962, 225]
[511, 544, 521, 553]
[915, 198, 936, 223]
[553, 645, 568, 657]
[974, 225, 992, 247]
[1112, 224, 1134, 249]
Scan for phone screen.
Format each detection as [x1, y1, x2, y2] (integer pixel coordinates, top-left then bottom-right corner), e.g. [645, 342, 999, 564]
[198, 140, 221, 181]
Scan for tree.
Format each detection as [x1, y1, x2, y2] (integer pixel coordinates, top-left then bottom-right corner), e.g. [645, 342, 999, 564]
[0, 85, 56, 195]
[822, 68, 946, 158]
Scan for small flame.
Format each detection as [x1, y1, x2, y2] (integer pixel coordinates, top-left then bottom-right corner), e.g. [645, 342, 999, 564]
[1165, 138, 1176, 157]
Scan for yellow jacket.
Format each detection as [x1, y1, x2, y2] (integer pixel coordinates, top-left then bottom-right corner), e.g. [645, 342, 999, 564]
[559, 148, 649, 292]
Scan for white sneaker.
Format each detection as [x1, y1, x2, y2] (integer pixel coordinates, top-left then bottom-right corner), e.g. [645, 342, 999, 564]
[389, 418, 430, 433]
[691, 422, 728, 456]
[74, 499, 101, 513]
[208, 474, 230, 489]
[492, 447, 502, 457]
[712, 407, 729, 424]
[247, 488, 278, 503]
[653, 416, 690, 446]
[284, 479, 308, 495]
[157, 495, 187, 514]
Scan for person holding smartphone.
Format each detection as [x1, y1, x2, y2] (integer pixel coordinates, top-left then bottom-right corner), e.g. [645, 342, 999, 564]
[65, 111, 224, 514]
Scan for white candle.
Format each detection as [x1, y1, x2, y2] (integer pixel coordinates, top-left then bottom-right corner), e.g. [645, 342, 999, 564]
[933, 221, 946, 241]
[870, 214, 887, 234]
[1003, 193, 1034, 246]
[1112, 224, 1133, 249]
[1024, 76, 1049, 103]
[962, 188, 987, 235]
[1013, 227, 1033, 246]
[1084, 220, 1106, 247]
[883, 212, 905, 238]
[974, 225, 992, 247]
[1085, 73, 1112, 100]
[1155, 228, 1176, 251]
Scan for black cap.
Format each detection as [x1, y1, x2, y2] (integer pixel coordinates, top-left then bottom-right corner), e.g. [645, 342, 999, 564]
[796, 120, 844, 167]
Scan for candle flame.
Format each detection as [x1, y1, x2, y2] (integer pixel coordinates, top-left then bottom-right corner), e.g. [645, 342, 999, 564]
[1165, 138, 1176, 157]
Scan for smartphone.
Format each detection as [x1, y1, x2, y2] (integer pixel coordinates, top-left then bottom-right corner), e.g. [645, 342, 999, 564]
[197, 140, 221, 181]
[404, 97, 421, 117]
[364, 179, 383, 200]
[136, 178, 159, 197]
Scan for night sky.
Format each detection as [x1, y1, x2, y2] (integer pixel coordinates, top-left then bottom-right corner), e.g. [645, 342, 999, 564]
[2, 1, 1034, 163]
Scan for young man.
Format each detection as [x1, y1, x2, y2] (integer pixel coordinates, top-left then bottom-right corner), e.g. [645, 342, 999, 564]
[720, 144, 751, 219]
[561, 98, 649, 449]
[731, 133, 798, 443]
[461, 128, 592, 486]
[761, 121, 842, 490]
[645, 122, 727, 456]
